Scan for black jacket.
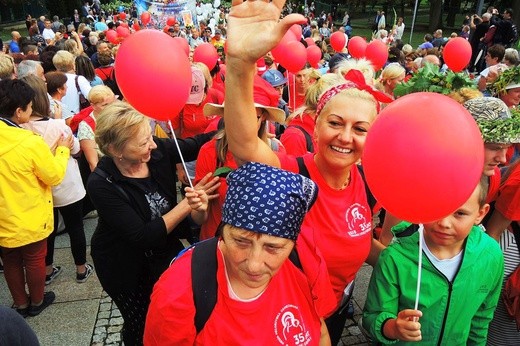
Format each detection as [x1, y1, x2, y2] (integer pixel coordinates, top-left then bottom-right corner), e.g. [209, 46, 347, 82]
[88, 133, 213, 293]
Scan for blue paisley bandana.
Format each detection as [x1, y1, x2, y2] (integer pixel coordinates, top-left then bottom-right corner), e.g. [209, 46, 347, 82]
[222, 162, 318, 240]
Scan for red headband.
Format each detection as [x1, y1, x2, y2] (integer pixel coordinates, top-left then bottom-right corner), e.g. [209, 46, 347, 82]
[315, 69, 393, 117]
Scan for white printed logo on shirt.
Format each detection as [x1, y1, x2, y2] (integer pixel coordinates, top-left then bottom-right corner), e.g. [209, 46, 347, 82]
[345, 203, 372, 237]
[274, 305, 312, 345]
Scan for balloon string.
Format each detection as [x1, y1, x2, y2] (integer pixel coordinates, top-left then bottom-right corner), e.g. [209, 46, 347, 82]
[292, 73, 296, 112]
[168, 120, 194, 189]
[414, 224, 423, 312]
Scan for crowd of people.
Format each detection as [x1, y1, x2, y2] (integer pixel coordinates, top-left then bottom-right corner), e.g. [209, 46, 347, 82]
[0, 1, 519, 346]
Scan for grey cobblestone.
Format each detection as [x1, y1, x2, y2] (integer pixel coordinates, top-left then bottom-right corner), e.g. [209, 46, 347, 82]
[95, 318, 109, 328]
[106, 333, 122, 343]
[99, 302, 111, 312]
[108, 325, 123, 334]
[109, 317, 124, 326]
[97, 311, 110, 319]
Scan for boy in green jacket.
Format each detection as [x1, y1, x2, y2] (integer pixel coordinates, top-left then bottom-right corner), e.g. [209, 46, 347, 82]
[363, 177, 504, 344]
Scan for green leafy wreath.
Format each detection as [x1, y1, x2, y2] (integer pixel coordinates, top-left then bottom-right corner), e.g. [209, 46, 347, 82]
[488, 66, 520, 96]
[477, 108, 520, 143]
[393, 63, 476, 98]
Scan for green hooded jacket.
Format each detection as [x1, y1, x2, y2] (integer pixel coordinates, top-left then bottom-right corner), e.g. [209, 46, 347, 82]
[363, 222, 504, 345]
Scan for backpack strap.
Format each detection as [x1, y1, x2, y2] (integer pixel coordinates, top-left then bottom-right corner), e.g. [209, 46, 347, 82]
[287, 125, 314, 153]
[192, 237, 219, 334]
[511, 222, 520, 257]
[296, 156, 310, 179]
[74, 75, 81, 93]
[191, 236, 302, 334]
[357, 164, 377, 212]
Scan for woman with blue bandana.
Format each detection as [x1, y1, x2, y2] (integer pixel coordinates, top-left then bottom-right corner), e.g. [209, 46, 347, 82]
[145, 162, 331, 345]
[218, 0, 391, 343]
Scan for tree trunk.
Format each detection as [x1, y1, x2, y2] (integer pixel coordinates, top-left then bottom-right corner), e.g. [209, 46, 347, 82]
[446, 0, 462, 27]
[513, 1, 520, 28]
[429, 0, 443, 32]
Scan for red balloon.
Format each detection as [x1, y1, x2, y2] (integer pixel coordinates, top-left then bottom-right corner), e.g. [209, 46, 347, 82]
[116, 26, 130, 38]
[330, 31, 347, 52]
[307, 45, 321, 68]
[365, 40, 388, 71]
[173, 36, 190, 56]
[115, 30, 192, 121]
[167, 16, 176, 26]
[289, 24, 302, 41]
[119, 12, 127, 20]
[275, 41, 307, 73]
[271, 30, 298, 61]
[141, 11, 151, 25]
[133, 23, 140, 31]
[304, 37, 315, 46]
[193, 43, 219, 70]
[348, 36, 367, 59]
[163, 25, 170, 33]
[362, 93, 484, 223]
[105, 30, 118, 44]
[443, 37, 472, 72]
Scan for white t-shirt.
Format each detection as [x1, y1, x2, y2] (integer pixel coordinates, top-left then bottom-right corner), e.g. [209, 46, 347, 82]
[62, 73, 92, 115]
[395, 23, 405, 40]
[42, 28, 55, 42]
[422, 236, 463, 282]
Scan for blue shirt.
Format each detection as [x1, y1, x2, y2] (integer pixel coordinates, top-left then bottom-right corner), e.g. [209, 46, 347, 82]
[9, 41, 20, 53]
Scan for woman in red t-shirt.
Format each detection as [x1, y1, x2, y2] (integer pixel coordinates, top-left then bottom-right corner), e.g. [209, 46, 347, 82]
[281, 73, 344, 156]
[171, 63, 224, 186]
[221, 3, 392, 343]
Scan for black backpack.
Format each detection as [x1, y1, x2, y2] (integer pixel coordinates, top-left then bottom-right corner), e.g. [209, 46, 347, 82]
[285, 125, 314, 153]
[189, 237, 302, 333]
[97, 67, 121, 97]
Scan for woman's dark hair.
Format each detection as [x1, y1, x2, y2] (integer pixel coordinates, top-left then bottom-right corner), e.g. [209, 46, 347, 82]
[75, 55, 96, 82]
[0, 79, 35, 118]
[40, 51, 57, 73]
[45, 71, 68, 96]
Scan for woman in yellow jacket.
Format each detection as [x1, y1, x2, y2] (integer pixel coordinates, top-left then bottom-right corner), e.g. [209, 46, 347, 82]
[0, 79, 72, 318]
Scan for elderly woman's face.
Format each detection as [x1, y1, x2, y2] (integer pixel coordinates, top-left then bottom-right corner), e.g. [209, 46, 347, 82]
[219, 225, 294, 298]
[119, 123, 157, 164]
[501, 87, 520, 107]
[314, 93, 376, 171]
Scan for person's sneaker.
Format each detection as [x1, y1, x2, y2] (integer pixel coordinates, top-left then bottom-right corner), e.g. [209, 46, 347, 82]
[76, 263, 94, 283]
[12, 304, 29, 318]
[45, 266, 62, 285]
[28, 291, 55, 317]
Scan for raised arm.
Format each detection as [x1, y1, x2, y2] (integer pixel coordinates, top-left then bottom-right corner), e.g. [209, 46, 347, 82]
[224, 0, 304, 167]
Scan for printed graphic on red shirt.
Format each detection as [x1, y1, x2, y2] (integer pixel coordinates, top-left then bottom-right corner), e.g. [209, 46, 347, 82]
[346, 203, 371, 237]
[274, 304, 312, 345]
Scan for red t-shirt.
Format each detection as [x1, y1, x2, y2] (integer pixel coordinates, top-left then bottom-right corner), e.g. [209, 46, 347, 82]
[95, 66, 114, 81]
[287, 87, 306, 112]
[279, 153, 372, 307]
[280, 113, 316, 156]
[495, 163, 520, 221]
[194, 139, 238, 240]
[144, 243, 323, 345]
[171, 88, 223, 138]
[487, 166, 501, 204]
